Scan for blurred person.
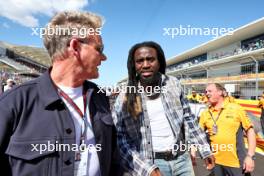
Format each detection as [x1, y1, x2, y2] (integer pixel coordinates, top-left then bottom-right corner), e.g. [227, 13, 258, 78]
[0, 80, 3, 94]
[258, 91, 264, 134]
[223, 88, 235, 103]
[3, 79, 15, 92]
[199, 83, 256, 176]
[200, 93, 209, 104]
[0, 11, 121, 176]
[112, 41, 215, 176]
[187, 90, 201, 103]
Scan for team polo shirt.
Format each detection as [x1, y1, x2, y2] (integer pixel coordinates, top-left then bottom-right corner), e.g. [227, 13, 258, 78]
[225, 96, 235, 103]
[199, 100, 253, 167]
[258, 98, 264, 109]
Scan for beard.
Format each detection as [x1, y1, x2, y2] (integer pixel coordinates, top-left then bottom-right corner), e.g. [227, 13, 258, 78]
[138, 71, 161, 87]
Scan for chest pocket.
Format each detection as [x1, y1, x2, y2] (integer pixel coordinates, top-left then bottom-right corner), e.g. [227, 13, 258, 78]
[92, 112, 114, 148]
[166, 92, 184, 119]
[93, 112, 113, 125]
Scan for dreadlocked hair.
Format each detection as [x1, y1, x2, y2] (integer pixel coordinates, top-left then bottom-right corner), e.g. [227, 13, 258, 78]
[125, 41, 166, 119]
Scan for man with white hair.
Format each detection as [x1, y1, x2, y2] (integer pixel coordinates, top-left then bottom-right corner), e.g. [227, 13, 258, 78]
[3, 78, 15, 92]
[199, 83, 256, 176]
[0, 11, 120, 176]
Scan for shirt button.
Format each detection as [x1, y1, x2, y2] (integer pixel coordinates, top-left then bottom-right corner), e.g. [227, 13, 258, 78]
[146, 126, 149, 128]
[66, 128, 72, 134]
[59, 101, 65, 107]
[148, 142, 150, 144]
[64, 159, 72, 165]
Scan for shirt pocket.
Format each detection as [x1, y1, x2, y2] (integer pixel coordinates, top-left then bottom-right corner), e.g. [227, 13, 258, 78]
[5, 137, 58, 176]
[92, 112, 114, 138]
[100, 112, 114, 126]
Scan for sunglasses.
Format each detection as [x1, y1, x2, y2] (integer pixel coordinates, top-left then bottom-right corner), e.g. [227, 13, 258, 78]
[77, 38, 104, 55]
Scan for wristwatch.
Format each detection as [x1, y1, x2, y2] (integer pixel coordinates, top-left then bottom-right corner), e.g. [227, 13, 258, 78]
[246, 154, 256, 160]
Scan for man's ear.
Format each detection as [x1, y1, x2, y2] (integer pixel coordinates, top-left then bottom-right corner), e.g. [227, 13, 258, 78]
[68, 39, 80, 53]
[68, 39, 81, 58]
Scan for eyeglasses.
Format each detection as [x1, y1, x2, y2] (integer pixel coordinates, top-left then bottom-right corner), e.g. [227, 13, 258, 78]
[77, 38, 104, 55]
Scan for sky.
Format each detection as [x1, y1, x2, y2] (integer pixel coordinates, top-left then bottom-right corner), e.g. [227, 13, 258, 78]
[0, 0, 264, 86]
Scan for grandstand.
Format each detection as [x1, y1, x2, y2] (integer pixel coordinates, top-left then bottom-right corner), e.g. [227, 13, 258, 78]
[165, 17, 264, 159]
[0, 41, 50, 83]
[166, 17, 264, 100]
[0, 56, 32, 71]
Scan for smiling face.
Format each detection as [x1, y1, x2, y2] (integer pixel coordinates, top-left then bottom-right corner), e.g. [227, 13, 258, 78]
[134, 46, 160, 86]
[205, 84, 224, 105]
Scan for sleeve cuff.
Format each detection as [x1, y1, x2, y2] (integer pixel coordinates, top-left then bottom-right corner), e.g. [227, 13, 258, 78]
[147, 164, 158, 176]
[245, 125, 254, 132]
[198, 144, 212, 159]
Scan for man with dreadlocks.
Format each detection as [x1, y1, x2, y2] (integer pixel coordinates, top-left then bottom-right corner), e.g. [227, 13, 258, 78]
[112, 41, 215, 176]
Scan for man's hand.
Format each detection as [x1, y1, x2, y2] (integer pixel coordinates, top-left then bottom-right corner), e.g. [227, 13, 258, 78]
[243, 156, 255, 173]
[150, 168, 163, 176]
[204, 155, 215, 170]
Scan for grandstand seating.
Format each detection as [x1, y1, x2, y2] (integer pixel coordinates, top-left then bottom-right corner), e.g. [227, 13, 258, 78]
[0, 56, 32, 71]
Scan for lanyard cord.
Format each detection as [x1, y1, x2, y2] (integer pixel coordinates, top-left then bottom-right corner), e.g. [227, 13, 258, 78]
[57, 86, 88, 145]
[58, 88, 87, 117]
[208, 108, 223, 125]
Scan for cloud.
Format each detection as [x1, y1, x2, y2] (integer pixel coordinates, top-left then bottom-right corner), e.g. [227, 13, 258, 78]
[2, 22, 10, 29]
[0, 0, 89, 27]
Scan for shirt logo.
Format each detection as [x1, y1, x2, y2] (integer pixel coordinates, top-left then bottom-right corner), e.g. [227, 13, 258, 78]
[226, 115, 234, 118]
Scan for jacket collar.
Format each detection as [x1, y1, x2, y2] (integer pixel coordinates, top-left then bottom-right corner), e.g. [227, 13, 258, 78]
[37, 68, 97, 108]
[37, 69, 61, 108]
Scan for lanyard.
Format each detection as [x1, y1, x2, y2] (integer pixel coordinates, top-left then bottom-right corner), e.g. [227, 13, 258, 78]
[58, 87, 87, 118]
[208, 108, 223, 125]
[57, 86, 88, 145]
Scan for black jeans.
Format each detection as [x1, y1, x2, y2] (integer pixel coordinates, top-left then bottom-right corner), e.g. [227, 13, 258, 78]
[212, 164, 251, 176]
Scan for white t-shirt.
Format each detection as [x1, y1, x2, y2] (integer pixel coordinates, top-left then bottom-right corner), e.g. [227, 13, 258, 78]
[4, 85, 13, 92]
[146, 97, 175, 152]
[58, 85, 101, 176]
